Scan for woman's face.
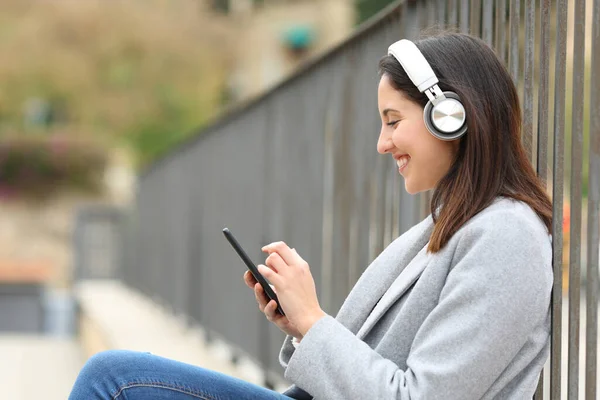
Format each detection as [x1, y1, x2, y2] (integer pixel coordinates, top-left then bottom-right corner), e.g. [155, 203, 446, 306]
[377, 74, 459, 194]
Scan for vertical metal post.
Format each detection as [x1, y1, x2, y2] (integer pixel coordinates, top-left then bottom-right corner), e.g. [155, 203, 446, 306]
[447, 0, 457, 27]
[537, 0, 551, 186]
[522, 0, 535, 163]
[469, 0, 481, 36]
[567, 2, 586, 398]
[508, 0, 520, 83]
[436, 0, 446, 27]
[482, 2, 493, 46]
[551, 0, 568, 398]
[586, 1, 600, 399]
[495, 0, 506, 62]
[427, 0, 437, 29]
[531, 3, 546, 397]
[460, 0, 470, 33]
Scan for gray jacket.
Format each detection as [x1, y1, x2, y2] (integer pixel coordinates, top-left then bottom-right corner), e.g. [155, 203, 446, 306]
[279, 198, 552, 399]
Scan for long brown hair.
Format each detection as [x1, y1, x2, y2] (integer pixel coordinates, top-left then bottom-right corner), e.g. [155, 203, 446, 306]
[378, 32, 552, 253]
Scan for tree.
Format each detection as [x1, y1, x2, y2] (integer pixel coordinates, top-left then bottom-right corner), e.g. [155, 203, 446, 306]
[355, 0, 397, 25]
[0, 0, 234, 167]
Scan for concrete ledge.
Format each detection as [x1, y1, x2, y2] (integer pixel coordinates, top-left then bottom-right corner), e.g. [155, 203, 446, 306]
[74, 280, 290, 392]
[0, 335, 82, 400]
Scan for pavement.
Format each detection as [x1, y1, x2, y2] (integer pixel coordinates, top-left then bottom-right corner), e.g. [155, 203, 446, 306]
[0, 280, 289, 400]
[0, 280, 596, 399]
[0, 335, 83, 400]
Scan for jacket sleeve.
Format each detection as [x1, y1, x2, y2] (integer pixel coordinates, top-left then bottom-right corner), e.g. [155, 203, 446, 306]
[282, 210, 553, 400]
[279, 335, 296, 369]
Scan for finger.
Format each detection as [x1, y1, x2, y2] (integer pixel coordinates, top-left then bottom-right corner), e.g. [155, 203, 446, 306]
[290, 247, 306, 263]
[262, 241, 292, 262]
[258, 262, 278, 277]
[264, 300, 280, 321]
[258, 264, 282, 286]
[267, 242, 301, 265]
[261, 242, 278, 254]
[254, 283, 269, 311]
[265, 253, 286, 273]
[289, 248, 307, 264]
[261, 241, 285, 252]
[244, 271, 257, 288]
[263, 255, 279, 273]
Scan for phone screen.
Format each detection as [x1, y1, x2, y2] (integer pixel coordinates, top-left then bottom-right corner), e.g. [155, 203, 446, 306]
[222, 228, 285, 315]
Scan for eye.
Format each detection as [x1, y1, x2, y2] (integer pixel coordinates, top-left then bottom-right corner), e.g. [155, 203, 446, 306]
[386, 120, 400, 127]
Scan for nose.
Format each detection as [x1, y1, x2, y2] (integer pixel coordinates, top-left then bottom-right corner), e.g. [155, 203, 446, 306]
[377, 126, 393, 154]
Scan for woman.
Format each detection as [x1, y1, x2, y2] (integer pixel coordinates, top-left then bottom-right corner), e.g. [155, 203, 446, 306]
[69, 32, 553, 400]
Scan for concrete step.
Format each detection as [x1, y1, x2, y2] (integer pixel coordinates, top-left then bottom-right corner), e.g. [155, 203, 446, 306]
[74, 280, 289, 393]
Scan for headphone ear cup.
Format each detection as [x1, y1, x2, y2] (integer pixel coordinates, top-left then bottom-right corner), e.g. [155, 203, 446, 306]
[423, 91, 467, 141]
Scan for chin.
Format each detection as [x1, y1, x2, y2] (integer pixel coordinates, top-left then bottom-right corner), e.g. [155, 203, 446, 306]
[404, 182, 419, 195]
[404, 181, 430, 195]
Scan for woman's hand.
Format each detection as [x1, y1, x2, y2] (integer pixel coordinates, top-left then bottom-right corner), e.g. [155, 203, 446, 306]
[258, 242, 326, 336]
[243, 270, 303, 339]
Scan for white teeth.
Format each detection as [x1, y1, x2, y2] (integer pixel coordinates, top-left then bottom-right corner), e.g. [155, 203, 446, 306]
[396, 155, 410, 169]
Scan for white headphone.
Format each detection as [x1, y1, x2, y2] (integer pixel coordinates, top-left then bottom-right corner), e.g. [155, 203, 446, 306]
[388, 39, 467, 141]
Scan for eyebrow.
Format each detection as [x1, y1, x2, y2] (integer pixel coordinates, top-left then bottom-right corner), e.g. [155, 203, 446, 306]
[382, 108, 400, 117]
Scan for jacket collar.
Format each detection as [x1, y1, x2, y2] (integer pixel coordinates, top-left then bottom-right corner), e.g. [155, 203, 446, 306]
[334, 215, 434, 335]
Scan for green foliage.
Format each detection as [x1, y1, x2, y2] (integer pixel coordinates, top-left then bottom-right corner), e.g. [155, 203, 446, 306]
[355, 0, 397, 25]
[125, 87, 209, 167]
[0, 135, 108, 200]
[0, 0, 231, 169]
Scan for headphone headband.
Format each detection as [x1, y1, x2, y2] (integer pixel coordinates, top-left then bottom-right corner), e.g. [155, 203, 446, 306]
[387, 39, 438, 93]
[386, 38, 468, 140]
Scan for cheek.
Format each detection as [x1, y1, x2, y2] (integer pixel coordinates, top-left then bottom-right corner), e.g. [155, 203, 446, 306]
[410, 136, 456, 183]
[390, 118, 456, 179]
[390, 120, 423, 149]
[423, 141, 456, 175]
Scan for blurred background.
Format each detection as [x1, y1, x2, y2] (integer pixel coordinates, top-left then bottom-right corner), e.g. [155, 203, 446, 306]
[0, 0, 597, 399]
[0, 1, 391, 398]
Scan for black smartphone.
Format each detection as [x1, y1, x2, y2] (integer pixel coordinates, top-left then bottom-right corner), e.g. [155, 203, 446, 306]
[222, 228, 285, 316]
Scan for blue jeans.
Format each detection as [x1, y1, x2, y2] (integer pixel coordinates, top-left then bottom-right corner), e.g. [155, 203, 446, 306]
[69, 350, 293, 400]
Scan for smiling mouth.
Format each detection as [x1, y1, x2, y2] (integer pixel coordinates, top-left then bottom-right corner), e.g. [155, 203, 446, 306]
[396, 155, 410, 172]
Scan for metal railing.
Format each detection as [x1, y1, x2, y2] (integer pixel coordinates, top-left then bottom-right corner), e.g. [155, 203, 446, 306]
[76, 0, 599, 397]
